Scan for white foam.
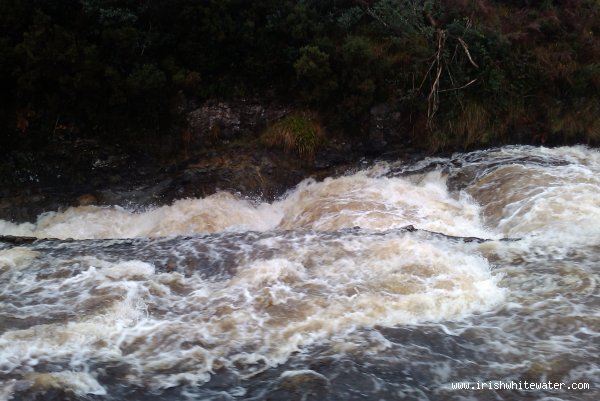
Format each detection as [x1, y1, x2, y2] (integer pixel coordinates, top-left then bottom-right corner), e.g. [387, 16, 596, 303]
[0, 261, 150, 373]
[461, 146, 600, 246]
[0, 233, 504, 389]
[277, 170, 490, 238]
[26, 371, 107, 396]
[0, 247, 39, 272]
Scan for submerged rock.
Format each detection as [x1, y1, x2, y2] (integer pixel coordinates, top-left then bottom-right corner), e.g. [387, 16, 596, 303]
[266, 370, 330, 401]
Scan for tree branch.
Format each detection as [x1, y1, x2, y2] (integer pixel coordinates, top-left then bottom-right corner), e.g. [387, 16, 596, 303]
[457, 37, 479, 68]
[438, 78, 478, 93]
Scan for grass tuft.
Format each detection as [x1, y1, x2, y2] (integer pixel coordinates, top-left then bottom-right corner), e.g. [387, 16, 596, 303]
[261, 112, 324, 158]
[549, 100, 600, 144]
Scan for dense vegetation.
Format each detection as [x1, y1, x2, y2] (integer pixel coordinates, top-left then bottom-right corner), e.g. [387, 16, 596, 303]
[1, 0, 599, 152]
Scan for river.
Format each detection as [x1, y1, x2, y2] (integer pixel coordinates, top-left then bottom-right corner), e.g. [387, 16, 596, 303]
[0, 145, 598, 400]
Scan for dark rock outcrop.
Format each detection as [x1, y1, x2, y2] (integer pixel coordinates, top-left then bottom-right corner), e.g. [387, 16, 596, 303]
[369, 102, 411, 152]
[186, 99, 290, 147]
[0, 139, 359, 223]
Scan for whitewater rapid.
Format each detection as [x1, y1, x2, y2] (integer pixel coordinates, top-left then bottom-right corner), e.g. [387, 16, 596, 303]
[1, 145, 599, 400]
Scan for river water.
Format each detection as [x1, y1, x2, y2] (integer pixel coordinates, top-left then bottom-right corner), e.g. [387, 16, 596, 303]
[0, 145, 598, 400]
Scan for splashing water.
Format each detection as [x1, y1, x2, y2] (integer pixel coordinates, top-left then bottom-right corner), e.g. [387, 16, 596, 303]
[1, 145, 599, 401]
[0, 164, 492, 240]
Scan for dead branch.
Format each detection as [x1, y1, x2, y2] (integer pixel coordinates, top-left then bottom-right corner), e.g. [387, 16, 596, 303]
[426, 28, 446, 130]
[417, 58, 437, 92]
[438, 78, 478, 93]
[457, 37, 479, 68]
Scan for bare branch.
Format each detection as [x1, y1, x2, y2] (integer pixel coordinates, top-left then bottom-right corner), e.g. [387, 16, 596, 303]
[418, 58, 437, 92]
[438, 78, 478, 93]
[426, 29, 446, 130]
[457, 37, 479, 68]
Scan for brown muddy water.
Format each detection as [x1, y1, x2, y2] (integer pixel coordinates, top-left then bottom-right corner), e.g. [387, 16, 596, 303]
[0, 145, 598, 400]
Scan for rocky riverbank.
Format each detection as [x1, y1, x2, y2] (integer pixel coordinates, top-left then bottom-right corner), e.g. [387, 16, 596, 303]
[1, 99, 423, 223]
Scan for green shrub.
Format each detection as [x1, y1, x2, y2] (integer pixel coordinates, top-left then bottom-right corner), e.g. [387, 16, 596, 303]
[294, 45, 337, 106]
